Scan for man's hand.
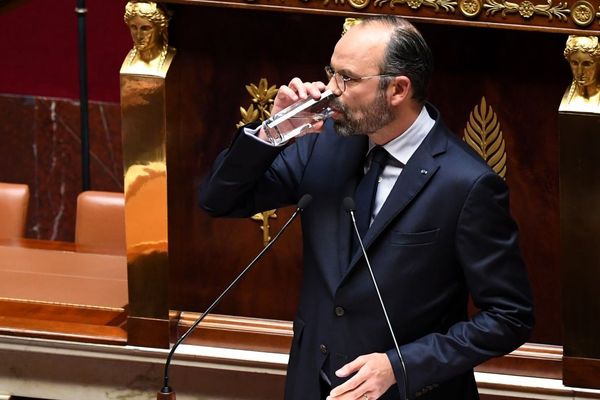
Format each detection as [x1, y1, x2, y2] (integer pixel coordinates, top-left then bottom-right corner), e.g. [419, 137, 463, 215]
[272, 77, 327, 115]
[327, 353, 396, 400]
[258, 78, 327, 142]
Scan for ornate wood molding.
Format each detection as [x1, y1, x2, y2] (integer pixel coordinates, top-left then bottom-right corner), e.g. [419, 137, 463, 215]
[162, 0, 600, 34]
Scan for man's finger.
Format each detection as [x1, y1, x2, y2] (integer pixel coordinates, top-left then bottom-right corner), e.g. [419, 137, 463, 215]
[288, 77, 308, 99]
[335, 355, 366, 378]
[276, 85, 299, 103]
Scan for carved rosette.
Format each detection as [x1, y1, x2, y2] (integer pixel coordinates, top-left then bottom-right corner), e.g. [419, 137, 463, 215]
[463, 97, 507, 179]
[348, 0, 371, 9]
[460, 0, 483, 17]
[571, 0, 595, 26]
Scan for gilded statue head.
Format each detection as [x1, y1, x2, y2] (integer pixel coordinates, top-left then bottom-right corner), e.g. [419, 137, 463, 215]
[124, 1, 170, 54]
[564, 36, 600, 93]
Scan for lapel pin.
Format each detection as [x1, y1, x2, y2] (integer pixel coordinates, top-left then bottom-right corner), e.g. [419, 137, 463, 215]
[420, 169, 428, 175]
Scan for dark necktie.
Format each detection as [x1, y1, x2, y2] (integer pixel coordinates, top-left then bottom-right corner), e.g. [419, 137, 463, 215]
[354, 146, 388, 242]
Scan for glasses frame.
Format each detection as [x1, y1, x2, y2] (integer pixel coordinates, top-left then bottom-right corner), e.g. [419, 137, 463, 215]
[324, 65, 399, 93]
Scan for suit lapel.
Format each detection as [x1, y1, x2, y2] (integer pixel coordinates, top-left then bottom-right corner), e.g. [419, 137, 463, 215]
[342, 120, 448, 280]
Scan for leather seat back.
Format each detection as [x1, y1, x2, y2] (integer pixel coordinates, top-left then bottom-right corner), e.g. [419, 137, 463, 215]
[0, 182, 30, 239]
[75, 191, 126, 254]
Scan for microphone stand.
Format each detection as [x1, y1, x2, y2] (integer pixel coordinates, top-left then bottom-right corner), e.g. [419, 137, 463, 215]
[344, 197, 410, 400]
[158, 195, 312, 399]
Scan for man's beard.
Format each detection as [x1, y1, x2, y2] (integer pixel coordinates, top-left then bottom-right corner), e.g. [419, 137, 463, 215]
[331, 89, 395, 137]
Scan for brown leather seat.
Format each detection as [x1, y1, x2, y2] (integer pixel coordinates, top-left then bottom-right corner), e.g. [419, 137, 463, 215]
[75, 191, 126, 254]
[0, 182, 30, 239]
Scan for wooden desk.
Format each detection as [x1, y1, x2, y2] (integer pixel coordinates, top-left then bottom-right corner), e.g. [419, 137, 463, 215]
[0, 239, 127, 345]
[0, 239, 127, 308]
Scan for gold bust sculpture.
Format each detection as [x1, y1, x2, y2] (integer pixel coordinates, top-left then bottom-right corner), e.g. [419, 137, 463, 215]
[560, 35, 600, 114]
[121, 1, 175, 77]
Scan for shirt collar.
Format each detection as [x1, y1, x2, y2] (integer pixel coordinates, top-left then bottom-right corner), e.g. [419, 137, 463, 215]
[368, 105, 435, 166]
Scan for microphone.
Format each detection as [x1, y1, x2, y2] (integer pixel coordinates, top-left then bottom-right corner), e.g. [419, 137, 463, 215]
[158, 194, 313, 400]
[343, 197, 410, 400]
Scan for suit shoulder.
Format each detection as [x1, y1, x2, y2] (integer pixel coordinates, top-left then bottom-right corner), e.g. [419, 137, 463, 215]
[443, 132, 497, 177]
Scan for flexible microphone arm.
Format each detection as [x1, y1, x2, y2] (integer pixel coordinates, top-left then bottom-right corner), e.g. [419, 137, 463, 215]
[343, 197, 410, 400]
[158, 194, 313, 399]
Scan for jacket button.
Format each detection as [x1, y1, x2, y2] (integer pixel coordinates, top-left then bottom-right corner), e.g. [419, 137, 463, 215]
[320, 344, 328, 354]
[335, 306, 345, 317]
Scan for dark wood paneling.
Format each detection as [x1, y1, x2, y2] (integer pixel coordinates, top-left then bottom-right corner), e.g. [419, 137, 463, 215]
[165, 6, 564, 345]
[564, 356, 600, 390]
[425, 24, 565, 346]
[165, 7, 344, 321]
[0, 299, 126, 345]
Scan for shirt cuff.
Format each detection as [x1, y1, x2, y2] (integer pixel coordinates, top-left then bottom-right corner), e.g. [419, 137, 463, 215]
[386, 348, 408, 399]
[243, 124, 285, 147]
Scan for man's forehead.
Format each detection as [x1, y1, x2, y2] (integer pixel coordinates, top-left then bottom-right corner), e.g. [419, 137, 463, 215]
[331, 23, 391, 70]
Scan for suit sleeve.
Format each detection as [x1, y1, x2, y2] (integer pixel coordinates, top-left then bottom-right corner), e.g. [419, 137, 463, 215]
[387, 172, 534, 397]
[199, 124, 317, 217]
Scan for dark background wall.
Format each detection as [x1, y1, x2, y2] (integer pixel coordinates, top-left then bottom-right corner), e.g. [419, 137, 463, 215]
[0, 0, 129, 102]
[0, 0, 128, 240]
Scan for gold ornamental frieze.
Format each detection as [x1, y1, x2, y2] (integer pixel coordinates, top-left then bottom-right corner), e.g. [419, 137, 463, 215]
[484, 0, 569, 21]
[373, 0, 458, 13]
[324, 0, 371, 9]
[240, 0, 600, 29]
[463, 97, 507, 179]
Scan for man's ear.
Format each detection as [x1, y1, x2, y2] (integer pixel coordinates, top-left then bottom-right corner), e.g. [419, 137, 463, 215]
[388, 76, 411, 106]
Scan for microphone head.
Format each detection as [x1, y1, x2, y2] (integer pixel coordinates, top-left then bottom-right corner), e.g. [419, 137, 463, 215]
[297, 194, 313, 211]
[343, 197, 356, 212]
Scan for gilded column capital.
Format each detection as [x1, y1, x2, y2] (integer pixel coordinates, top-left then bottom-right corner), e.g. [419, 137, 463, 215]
[560, 35, 600, 114]
[121, 1, 176, 78]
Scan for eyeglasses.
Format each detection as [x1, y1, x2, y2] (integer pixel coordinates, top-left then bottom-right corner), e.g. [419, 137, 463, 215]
[324, 65, 399, 93]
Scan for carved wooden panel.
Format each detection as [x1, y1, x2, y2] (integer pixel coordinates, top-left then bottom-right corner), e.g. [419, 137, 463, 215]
[164, 0, 600, 34]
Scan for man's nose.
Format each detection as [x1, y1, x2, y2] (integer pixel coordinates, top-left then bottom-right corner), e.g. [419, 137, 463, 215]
[326, 78, 342, 97]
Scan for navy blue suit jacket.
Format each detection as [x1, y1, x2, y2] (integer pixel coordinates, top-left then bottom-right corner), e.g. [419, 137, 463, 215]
[200, 105, 534, 399]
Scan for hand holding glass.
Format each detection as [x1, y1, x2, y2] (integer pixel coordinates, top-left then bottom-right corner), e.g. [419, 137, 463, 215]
[262, 90, 335, 145]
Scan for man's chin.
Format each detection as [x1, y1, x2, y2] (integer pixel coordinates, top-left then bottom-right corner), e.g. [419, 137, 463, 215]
[333, 121, 363, 137]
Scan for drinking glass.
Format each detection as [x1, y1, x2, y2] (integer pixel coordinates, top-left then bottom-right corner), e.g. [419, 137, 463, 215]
[262, 90, 335, 145]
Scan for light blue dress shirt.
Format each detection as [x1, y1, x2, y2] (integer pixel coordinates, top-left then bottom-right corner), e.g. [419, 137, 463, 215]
[367, 106, 435, 223]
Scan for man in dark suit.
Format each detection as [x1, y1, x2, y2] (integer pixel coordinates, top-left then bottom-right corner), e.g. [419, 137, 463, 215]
[200, 15, 534, 400]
